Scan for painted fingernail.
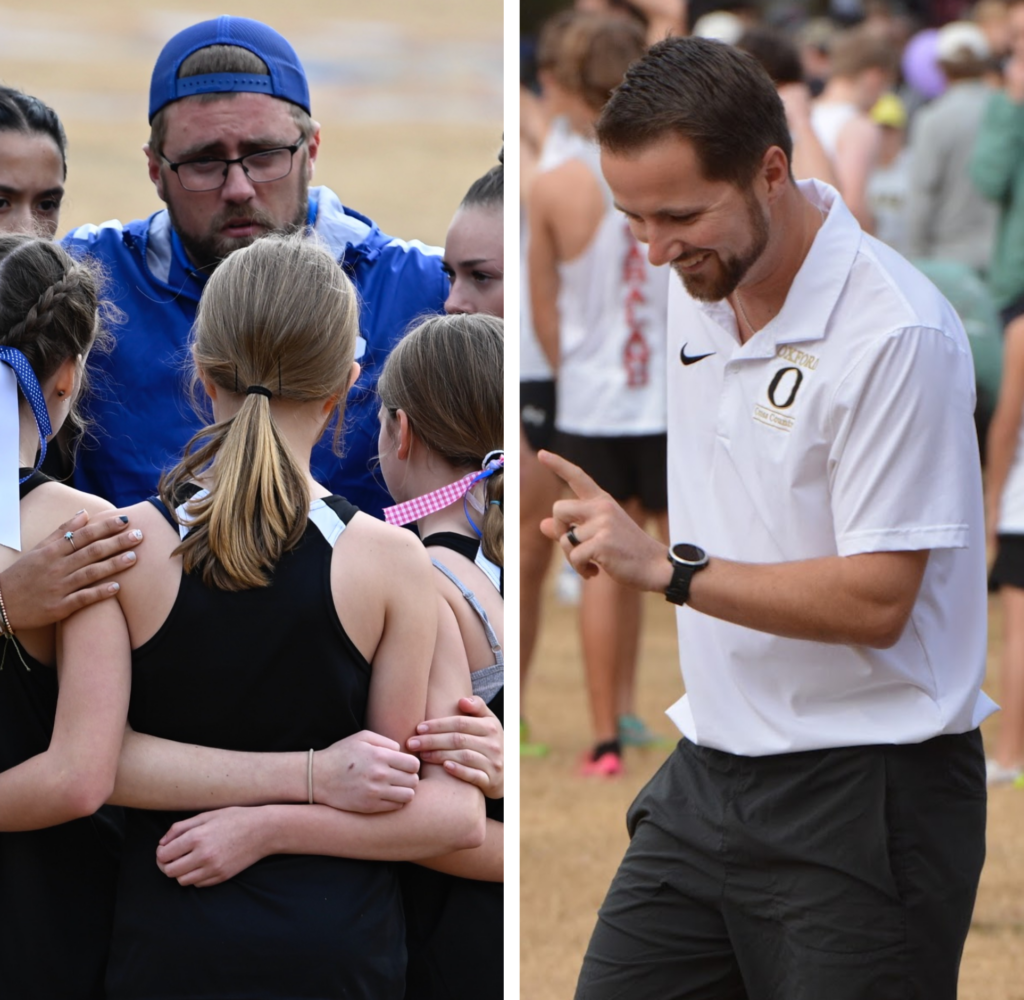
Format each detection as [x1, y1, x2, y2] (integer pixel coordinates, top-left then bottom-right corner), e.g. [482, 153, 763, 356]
[122, 552, 136, 564]
[119, 515, 129, 524]
[107, 582, 120, 593]
[75, 509, 86, 516]
[407, 739, 420, 750]
[131, 529, 143, 539]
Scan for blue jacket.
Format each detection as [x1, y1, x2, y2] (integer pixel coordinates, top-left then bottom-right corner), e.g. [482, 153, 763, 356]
[63, 187, 447, 517]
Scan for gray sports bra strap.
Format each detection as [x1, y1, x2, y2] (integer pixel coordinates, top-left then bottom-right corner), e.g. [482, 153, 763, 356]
[431, 558, 503, 667]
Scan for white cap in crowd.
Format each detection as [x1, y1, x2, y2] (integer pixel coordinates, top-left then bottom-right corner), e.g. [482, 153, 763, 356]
[936, 21, 990, 64]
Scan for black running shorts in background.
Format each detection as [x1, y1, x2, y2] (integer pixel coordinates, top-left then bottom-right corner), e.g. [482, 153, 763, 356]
[555, 431, 667, 511]
[521, 380, 557, 453]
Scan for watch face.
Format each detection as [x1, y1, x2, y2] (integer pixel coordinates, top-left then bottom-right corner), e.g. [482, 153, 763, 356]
[672, 543, 707, 565]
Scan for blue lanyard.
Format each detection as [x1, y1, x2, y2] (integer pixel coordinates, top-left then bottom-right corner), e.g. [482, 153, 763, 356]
[0, 347, 52, 483]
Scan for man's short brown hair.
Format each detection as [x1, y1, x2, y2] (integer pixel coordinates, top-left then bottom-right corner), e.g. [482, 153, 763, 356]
[595, 36, 793, 188]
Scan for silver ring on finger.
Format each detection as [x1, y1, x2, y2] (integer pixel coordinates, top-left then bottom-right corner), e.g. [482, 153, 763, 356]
[64, 531, 77, 552]
[566, 525, 581, 548]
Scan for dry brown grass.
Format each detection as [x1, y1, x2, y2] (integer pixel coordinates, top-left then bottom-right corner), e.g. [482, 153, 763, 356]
[522, 585, 1024, 999]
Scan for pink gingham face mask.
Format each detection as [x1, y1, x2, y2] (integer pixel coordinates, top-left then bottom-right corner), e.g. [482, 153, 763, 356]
[382, 452, 504, 527]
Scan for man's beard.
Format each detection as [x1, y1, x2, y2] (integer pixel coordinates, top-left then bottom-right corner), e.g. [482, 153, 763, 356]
[168, 190, 309, 274]
[672, 191, 770, 302]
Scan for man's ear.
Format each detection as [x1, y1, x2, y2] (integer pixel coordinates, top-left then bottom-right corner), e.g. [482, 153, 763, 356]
[305, 121, 322, 178]
[144, 143, 167, 202]
[761, 145, 790, 204]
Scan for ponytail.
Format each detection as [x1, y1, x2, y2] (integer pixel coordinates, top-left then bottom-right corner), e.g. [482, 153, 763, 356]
[160, 390, 309, 590]
[481, 468, 503, 568]
[159, 233, 359, 591]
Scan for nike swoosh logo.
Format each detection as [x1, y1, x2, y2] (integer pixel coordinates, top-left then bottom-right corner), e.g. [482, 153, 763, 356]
[680, 343, 715, 366]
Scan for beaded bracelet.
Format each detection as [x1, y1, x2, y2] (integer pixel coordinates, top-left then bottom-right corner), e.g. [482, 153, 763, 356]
[0, 581, 13, 638]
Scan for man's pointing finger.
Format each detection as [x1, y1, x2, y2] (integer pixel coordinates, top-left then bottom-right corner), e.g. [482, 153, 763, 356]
[537, 450, 604, 500]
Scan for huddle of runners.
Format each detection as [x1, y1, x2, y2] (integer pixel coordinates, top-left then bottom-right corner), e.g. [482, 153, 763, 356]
[0, 16, 503, 1000]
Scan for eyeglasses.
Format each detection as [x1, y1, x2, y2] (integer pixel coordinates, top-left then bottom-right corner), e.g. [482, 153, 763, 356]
[160, 136, 306, 192]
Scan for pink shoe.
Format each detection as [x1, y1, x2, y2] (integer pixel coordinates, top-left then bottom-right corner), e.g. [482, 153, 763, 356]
[580, 750, 624, 777]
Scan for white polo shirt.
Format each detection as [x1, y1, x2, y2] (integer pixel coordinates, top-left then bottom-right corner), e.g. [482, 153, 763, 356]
[665, 180, 996, 755]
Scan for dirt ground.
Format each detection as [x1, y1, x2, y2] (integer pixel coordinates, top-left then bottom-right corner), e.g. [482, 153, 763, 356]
[0, 0, 502, 247]
[522, 581, 1024, 999]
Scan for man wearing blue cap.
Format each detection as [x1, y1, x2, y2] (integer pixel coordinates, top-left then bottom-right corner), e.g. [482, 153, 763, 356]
[64, 16, 448, 517]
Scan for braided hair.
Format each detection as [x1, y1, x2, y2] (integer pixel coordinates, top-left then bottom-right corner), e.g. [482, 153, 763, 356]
[0, 235, 106, 433]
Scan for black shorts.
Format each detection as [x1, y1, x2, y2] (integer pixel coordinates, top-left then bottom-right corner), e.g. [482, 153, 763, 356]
[991, 533, 1024, 589]
[521, 380, 557, 453]
[555, 431, 667, 511]
[576, 731, 986, 1000]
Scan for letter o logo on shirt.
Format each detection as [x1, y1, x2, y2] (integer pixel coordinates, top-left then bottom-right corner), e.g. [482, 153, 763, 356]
[767, 366, 804, 409]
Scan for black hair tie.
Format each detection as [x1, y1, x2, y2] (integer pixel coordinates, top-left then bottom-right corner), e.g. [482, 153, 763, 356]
[246, 385, 272, 399]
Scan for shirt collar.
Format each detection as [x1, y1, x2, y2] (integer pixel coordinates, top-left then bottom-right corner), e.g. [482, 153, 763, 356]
[690, 180, 861, 356]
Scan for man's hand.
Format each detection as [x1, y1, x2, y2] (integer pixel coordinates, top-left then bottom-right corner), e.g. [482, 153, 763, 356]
[157, 806, 268, 887]
[1, 511, 142, 630]
[407, 696, 504, 799]
[538, 451, 672, 593]
[313, 731, 420, 813]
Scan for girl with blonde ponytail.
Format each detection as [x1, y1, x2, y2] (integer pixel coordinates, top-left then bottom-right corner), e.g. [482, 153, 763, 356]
[376, 311, 505, 1000]
[101, 233, 484, 1000]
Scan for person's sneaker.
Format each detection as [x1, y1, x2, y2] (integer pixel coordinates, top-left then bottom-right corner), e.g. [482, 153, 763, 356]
[579, 739, 624, 777]
[520, 718, 550, 757]
[986, 757, 1022, 786]
[579, 750, 624, 777]
[618, 713, 672, 749]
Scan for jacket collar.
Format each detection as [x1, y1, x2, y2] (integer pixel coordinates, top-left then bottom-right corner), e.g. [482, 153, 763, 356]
[132, 186, 385, 298]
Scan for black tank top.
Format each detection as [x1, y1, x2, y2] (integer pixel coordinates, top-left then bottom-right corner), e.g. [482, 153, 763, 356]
[0, 470, 123, 999]
[401, 532, 503, 1000]
[105, 489, 406, 1000]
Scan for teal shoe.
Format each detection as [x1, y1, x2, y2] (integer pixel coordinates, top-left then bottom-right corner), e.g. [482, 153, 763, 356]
[618, 714, 672, 749]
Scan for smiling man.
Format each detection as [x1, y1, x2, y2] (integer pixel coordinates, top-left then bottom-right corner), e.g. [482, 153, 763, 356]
[63, 17, 447, 516]
[540, 36, 994, 1000]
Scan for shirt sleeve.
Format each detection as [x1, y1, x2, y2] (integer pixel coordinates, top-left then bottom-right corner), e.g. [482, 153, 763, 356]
[828, 324, 979, 556]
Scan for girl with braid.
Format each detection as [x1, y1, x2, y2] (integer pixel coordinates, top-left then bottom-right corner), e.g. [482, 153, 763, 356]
[377, 312, 504, 1000]
[0, 234, 131, 998]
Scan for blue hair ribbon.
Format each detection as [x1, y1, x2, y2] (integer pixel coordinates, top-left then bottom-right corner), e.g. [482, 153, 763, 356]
[0, 347, 52, 483]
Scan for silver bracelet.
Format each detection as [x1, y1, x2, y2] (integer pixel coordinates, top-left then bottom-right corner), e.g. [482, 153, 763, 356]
[307, 748, 314, 805]
[0, 581, 13, 638]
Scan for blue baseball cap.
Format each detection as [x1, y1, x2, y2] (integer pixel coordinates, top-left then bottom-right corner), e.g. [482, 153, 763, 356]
[149, 16, 310, 123]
